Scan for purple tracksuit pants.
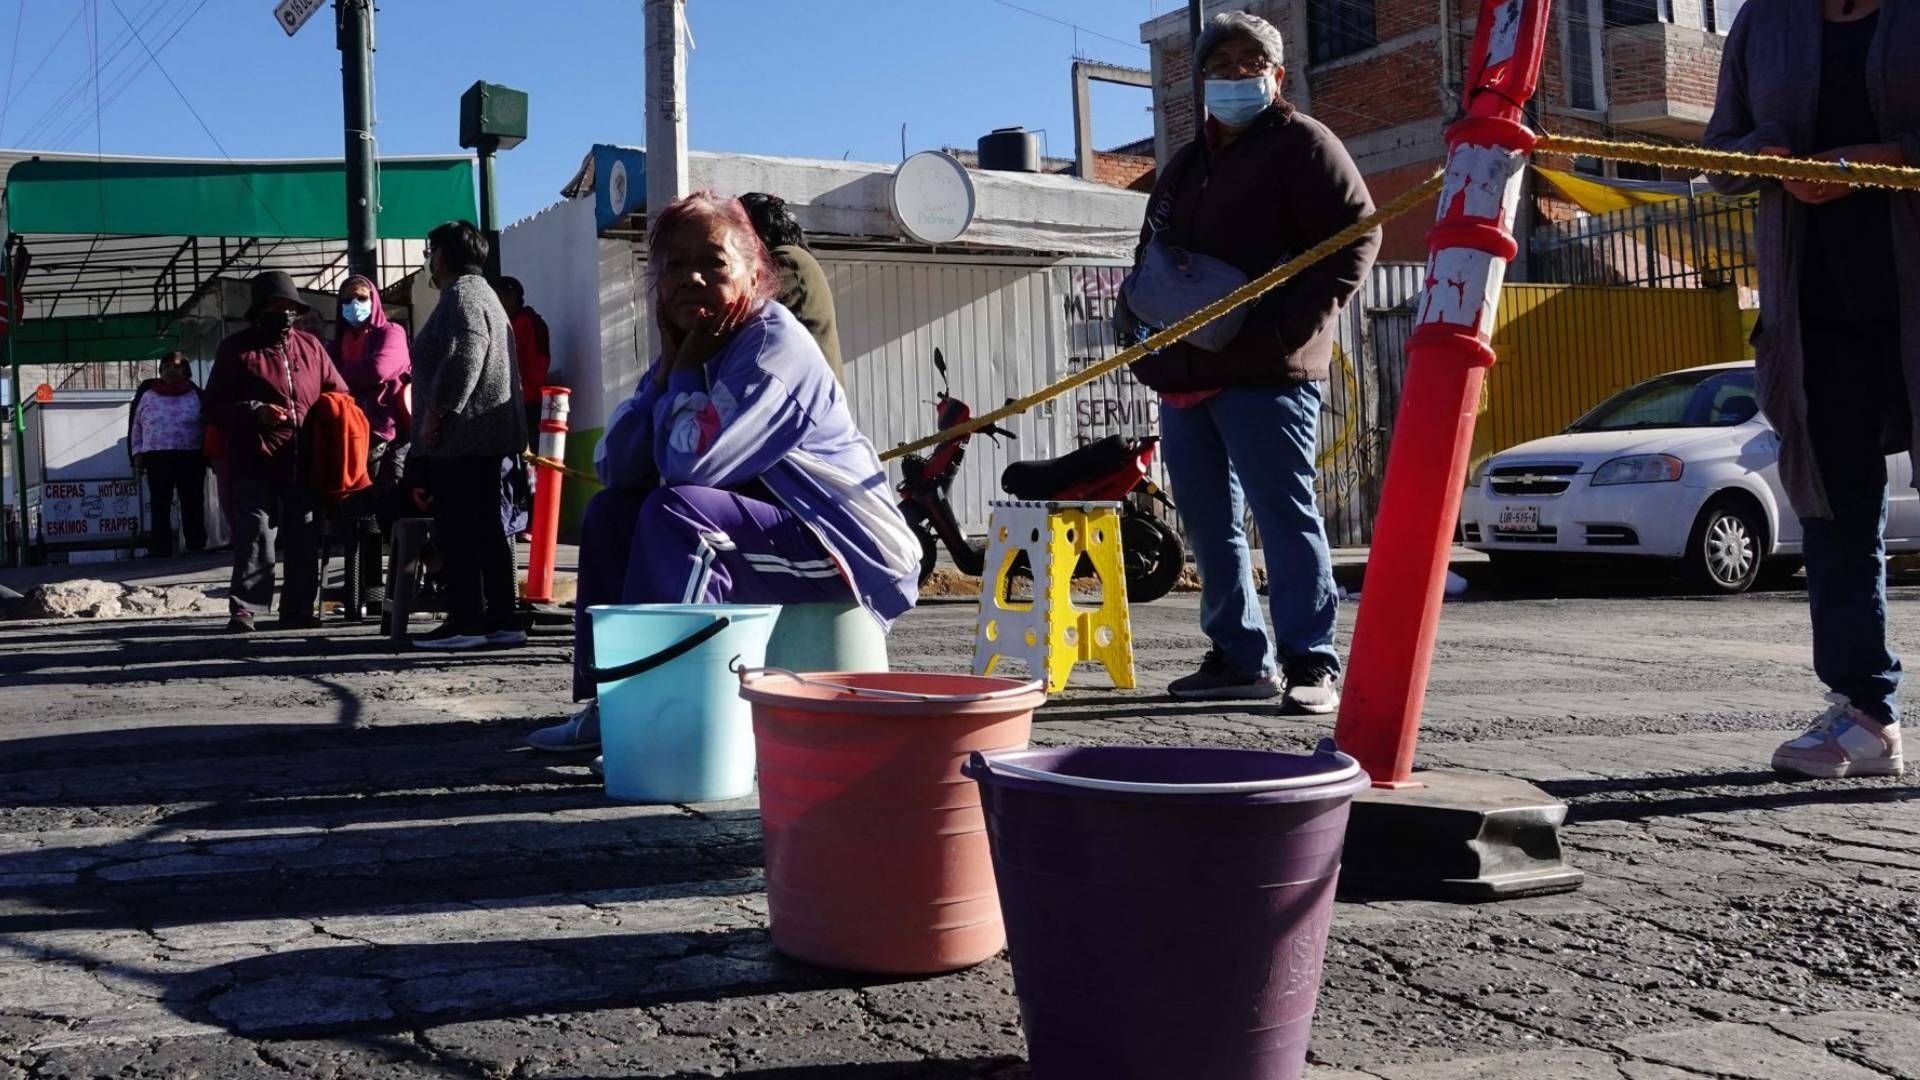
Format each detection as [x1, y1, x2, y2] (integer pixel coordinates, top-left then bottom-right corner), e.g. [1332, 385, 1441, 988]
[572, 484, 853, 700]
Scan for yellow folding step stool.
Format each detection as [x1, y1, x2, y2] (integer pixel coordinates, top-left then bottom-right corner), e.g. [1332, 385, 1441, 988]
[972, 500, 1136, 694]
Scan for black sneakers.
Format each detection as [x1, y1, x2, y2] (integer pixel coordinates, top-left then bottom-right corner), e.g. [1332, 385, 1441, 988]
[412, 620, 489, 650]
[1168, 649, 1283, 701]
[413, 619, 528, 650]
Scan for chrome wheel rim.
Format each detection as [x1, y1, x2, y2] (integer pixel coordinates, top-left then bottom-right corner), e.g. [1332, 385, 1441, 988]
[1706, 513, 1755, 586]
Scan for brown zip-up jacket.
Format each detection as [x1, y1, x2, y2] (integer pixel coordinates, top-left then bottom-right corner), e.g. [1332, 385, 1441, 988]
[1127, 103, 1381, 393]
[204, 325, 347, 488]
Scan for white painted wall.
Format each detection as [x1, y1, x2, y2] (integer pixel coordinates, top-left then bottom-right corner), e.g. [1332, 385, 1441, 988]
[500, 196, 640, 437]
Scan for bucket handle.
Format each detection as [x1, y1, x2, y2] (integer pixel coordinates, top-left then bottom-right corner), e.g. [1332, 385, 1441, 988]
[589, 615, 733, 685]
[741, 667, 1044, 704]
[962, 740, 1366, 794]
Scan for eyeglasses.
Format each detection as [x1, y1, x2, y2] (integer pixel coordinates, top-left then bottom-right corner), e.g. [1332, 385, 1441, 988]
[1202, 57, 1274, 78]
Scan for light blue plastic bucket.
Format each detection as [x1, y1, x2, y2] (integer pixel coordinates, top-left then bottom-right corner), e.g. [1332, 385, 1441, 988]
[588, 603, 780, 803]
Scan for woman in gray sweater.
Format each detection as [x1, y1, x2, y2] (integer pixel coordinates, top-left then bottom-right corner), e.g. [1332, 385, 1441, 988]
[410, 220, 527, 650]
[1706, 0, 1920, 778]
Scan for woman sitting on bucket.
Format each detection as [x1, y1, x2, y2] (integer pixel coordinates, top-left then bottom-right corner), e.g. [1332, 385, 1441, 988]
[526, 190, 920, 755]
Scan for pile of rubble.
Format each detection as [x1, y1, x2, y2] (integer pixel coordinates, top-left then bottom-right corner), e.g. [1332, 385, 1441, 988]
[12, 579, 225, 620]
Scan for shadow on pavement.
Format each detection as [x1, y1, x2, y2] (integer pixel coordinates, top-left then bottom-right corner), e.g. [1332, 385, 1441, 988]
[0, 806, 766, 936]
[0, 719, 565, 795]
[1544, 769, 1919, 822]
[17, 925, 1027, 1055]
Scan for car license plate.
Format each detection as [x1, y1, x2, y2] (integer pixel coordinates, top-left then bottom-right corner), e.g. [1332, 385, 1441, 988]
[1497, 505, 1541, 533]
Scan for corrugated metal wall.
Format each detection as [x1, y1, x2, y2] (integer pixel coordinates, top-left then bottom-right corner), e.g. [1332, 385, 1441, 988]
[1317, 264, 1426, 548]
[823, 254, 1064, 532]
[1053, 263, 1170, 500]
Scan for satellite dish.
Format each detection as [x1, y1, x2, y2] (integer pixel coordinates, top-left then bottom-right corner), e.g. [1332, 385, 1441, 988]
[608, 159, 631, 218]
[891, 151, 976, 245]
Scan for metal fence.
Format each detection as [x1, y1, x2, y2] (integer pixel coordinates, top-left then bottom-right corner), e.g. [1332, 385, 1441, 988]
[1527, 195, 1757, 292]
[1356, 282, 1748, 545]
[1316, 265, 1424, 547]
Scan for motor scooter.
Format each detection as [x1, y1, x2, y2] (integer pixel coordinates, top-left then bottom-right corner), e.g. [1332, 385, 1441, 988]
[895, 349, 1187, 602]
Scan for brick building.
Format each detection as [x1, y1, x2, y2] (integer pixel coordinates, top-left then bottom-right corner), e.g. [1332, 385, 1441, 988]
[1139, 0, 1736, 262]
[940, 138, 1156, 193]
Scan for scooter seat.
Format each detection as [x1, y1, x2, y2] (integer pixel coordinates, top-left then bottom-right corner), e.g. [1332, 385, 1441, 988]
[1000, 435, 1135, 501]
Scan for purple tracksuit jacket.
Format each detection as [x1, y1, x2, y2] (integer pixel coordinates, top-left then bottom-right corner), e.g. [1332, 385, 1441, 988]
[595, 302, 920, 626]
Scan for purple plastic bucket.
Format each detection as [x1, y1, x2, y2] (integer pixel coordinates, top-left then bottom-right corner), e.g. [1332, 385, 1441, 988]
[964, 742, 1369, 1080]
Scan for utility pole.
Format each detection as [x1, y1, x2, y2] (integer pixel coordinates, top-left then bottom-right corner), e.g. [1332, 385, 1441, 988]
[644, 0, 689, 357]
[1188, 0, 1206, 131]
[337, 0, 378, 284]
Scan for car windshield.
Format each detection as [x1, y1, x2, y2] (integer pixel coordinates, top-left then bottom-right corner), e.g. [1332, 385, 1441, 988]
[1565, 368, 1759, 433]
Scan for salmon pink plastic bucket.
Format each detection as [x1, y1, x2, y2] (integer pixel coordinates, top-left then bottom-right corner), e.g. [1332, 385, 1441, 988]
[738, 669, 1046, 975]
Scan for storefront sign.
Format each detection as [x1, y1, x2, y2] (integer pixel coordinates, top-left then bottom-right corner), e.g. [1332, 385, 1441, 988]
[40, 479, 141, 542]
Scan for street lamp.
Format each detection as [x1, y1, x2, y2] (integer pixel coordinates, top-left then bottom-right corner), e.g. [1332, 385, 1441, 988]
[459, 81, 529, 278]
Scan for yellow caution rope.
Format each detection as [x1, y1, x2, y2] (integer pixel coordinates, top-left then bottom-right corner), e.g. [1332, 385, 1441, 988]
[1535, 134, 1920, 192]
[523, 451, 599, 484]
[877, 171, 1448, 462]
[537, 139, 1913, 475]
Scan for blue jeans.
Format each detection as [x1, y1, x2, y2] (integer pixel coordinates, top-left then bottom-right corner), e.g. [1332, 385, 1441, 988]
[1802, 321, 1904, 723]
[1159, 383, 1336, 679]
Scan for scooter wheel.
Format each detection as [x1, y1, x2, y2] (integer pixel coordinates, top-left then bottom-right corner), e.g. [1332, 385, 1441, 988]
[1122, 513, 1185, 603]
[914, 520, 940, 587]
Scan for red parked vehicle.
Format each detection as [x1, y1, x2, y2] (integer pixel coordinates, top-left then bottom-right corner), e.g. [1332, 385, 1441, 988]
[894, 350, 1187, 602]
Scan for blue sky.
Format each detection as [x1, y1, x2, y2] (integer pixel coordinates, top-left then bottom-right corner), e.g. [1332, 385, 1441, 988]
[0, 0, 1176, 225]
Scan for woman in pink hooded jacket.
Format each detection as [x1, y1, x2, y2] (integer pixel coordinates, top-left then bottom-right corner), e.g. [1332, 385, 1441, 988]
[329, 275, 413, 609]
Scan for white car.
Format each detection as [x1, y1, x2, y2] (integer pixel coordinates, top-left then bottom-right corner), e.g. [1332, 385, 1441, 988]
[1460, 361, 1920, 593]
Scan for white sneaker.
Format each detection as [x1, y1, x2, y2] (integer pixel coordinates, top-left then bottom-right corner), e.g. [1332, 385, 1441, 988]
[1772, 694, 1904, 779]
[526, 702, 601, 752]
[1283, 662, 1341, 716]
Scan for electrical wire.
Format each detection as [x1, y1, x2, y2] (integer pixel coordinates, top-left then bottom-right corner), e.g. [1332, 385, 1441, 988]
[47, 2, 185, 149]
[1, 6, 86, 143]
[15, 0, 174, 148]
[0, 2, 26, 146]
[985, 0, 1149, 52]
[101, 0, 294, 238]
[50, 0, 209, 150]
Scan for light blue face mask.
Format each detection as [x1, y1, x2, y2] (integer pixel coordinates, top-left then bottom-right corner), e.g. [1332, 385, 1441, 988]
[340, 298, 373, 326]
[1204, 75, 1274, 128]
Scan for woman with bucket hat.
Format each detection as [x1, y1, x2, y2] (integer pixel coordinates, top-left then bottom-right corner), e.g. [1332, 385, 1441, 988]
[204, 271, 349, 632]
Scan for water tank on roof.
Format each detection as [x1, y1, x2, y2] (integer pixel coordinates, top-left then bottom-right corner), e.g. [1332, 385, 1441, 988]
[977, 127, 1041, 173]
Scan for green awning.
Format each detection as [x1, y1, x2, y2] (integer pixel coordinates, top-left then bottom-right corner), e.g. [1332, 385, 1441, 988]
[4, 157, 476, 239]
[9, 313, 184, 365]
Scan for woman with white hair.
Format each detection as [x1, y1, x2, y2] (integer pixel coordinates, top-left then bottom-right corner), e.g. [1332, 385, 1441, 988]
[525, 190, 919, 757]
[1117, 10, 1380, 712]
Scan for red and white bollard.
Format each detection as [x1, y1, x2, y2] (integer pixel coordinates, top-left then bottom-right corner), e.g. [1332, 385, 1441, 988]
[1328, 0, 1582, 900]
[523, 387, 571, 604]
[1336, 0, 1552, 789]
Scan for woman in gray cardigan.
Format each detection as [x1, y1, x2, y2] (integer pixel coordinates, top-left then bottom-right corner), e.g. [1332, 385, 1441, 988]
[410, 220, 527, 650]
[1706, 0, 1920, 779]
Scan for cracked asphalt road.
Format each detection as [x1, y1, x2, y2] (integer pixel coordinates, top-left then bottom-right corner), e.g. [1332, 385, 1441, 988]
[1, 587, 1917, 1078]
